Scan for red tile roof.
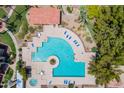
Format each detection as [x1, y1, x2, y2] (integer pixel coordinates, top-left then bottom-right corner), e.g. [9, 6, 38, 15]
[28, 7, 60, 25]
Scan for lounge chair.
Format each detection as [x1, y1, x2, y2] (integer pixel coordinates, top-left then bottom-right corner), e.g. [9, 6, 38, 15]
[66, 35, 69, 38]
[73, 40, 79, 45]
[73, 40, 77, 43]
[48, 80, 52, 85]
[64, 80, 68, 84]
[68, 80, 71, 84]
[69, 36, 72, 39]
[32, 43, 34, 47]
[73, 81, 75, 84]
[64, 31, 67, 35]
[77, 44, 80, 47]
[74, 42, 78, 44]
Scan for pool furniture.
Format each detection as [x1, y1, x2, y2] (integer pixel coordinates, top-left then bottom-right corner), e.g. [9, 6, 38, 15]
[32, 43, 34, 47]
[69, 36, 72, 39]
[16, 79, 21, 84]
[68, 80, 71, 84]
[66, 35, 69, 38]
[40, 71, 44, 76]
[64, 80, 68, 84]
[48, 80, 52, 85]
[37, 32, 41, 38]
[73, 40, 77, 43]
[64, 80, 75, 85]
[77, 44, 80, 47]
[64, 31, 67, 35]
[73, 40, 80, 46]
[16, 71, 23, 88]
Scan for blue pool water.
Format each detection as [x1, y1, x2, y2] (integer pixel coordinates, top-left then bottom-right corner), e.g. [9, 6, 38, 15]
[32, 37, 85, 77]
[29, 79, 38, 86]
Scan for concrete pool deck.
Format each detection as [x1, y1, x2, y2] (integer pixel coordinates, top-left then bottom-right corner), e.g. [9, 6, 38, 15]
[22, 25, 96, 88]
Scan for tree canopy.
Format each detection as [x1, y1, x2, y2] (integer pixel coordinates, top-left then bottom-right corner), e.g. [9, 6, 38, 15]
[81, 6, 124, 87]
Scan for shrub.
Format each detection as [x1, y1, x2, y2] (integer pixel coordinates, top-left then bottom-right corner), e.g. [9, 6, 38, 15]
[18, 48, 22, 52]
[91, 47, 97, 52]
[66, 6, 73, 13]
[68, 83, 74, 88]
[50, 58, 56, 65]
[85, 36, 92, 43]
[53, 86, 58, 88]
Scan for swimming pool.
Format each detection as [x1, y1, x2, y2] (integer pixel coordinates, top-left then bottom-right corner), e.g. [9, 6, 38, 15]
[32, 37, 85, 77]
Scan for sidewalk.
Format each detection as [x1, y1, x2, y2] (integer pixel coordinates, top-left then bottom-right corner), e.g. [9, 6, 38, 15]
[6, 6, 19, 80]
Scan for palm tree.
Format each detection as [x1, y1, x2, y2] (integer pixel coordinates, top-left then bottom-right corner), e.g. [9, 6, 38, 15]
[87, 5, 124, 88]
[80, 6, 88, 25]
[88, 55, 123, 87]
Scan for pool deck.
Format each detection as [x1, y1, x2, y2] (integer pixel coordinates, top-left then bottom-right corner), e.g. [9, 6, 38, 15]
[22, 25, 96, 88]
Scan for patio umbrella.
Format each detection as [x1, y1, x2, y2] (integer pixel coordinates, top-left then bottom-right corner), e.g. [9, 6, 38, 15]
[40, 71, 44, 76]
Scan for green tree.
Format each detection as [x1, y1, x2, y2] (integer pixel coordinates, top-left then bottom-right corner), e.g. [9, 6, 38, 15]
[68, 83, 75, 88]
[20, 67, 27, 81]
[84, 6, 124, 87]
[88, 55, 123, 87]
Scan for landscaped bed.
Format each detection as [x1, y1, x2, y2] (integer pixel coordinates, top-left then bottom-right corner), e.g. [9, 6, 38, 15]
[0, 31, 16, 53]
[16, 18, 29, 39]
[7, 5, 29, 35]
[0, 8, 7, 18]
[3, 67, 13, 86]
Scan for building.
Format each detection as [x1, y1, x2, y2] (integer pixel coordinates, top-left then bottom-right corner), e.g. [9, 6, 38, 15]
[0, 43, 9, 87]
[27, 7, 60, 25]
[0, 43, 8, 62]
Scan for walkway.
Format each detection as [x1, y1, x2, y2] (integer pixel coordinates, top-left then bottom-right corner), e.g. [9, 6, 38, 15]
[7, 31, 19, 80]
[6, 6, 19, 80]
[7, 6, 16, 18]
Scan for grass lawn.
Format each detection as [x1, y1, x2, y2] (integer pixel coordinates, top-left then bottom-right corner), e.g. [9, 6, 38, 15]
[3, 67, 13, 84]
[7, 5, 29, 34]
[0, 8, 7, 18]
[0, 32, 16, 53]
[16, 17, 29, 39]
